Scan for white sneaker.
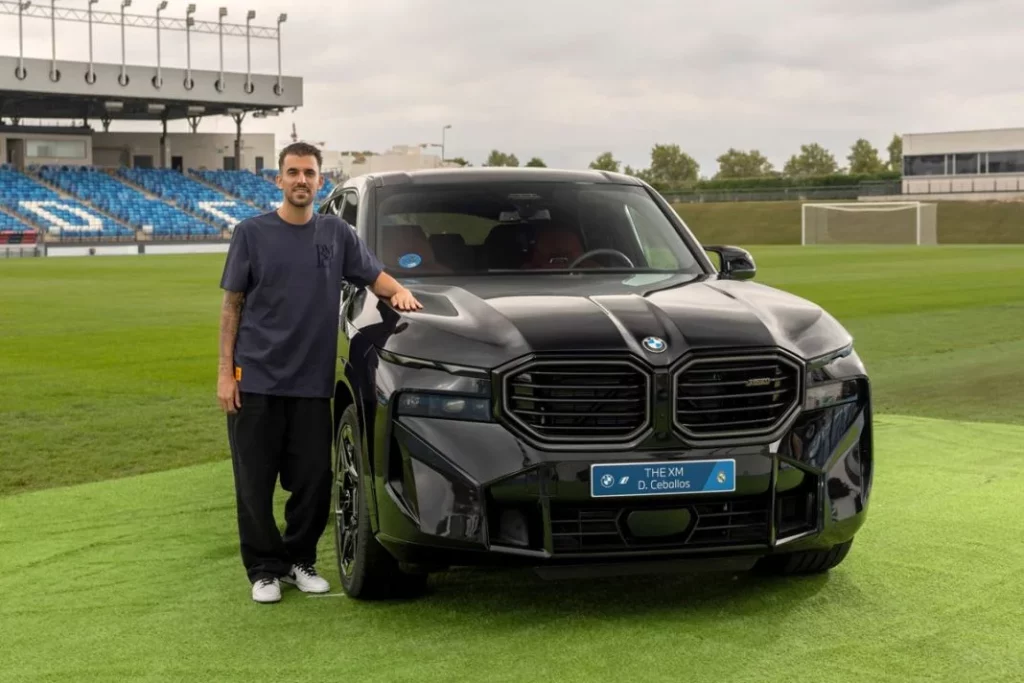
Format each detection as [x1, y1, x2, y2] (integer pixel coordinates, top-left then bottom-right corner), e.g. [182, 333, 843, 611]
[251, 577, 281, 603]
[282, 562, 330, 593]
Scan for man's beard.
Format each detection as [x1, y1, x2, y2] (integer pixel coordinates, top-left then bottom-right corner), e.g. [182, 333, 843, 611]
[285, 188, 313, 207]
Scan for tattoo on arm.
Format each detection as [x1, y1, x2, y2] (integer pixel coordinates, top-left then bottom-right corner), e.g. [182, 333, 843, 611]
[219, 291, 244, 377]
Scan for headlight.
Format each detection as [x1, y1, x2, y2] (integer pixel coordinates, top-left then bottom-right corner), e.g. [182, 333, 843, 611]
[804, 343, 861, 411]
[804, 379, 859, 411]
[396, 391, 493, 422]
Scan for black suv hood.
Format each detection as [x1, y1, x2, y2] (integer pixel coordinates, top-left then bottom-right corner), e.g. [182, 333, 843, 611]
[374, 273, 852, 369]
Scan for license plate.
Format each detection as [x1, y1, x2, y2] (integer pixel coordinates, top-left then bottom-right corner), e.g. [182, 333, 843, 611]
[590, 459, 736, 498]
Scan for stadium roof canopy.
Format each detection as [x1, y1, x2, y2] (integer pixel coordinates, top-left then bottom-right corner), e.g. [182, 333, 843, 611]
[0, 56, 302, 125]
[0, 1, 301, 126]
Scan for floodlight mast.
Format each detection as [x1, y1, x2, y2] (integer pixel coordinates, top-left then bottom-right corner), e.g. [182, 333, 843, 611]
[155, 0, 167, 87]
[119, 0, 131, 86]
[217, 6, 226, 91]
[276, 13, 287, 95]
[0, 1, 285, 38]
[87, 0, 98, 83]
[245, 9, 255, 93]
[17, 1, 30, 79]
[185, 3, 195, 88]
[49, 0, 57, 81]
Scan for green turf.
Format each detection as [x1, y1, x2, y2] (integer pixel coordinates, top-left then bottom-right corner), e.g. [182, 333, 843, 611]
[673, 200, 1024, 245]
[1, 413, 1021, 683]
[2, 246, 1023, 495]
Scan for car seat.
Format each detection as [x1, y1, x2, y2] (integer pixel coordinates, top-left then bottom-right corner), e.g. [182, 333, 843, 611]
[428, 233, 474, 271]
[527, 228, 599, 269]
[380, 224, 446, 271]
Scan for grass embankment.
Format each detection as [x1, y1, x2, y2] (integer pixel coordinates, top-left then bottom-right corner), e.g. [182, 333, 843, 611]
[673, 200, 1024, 244]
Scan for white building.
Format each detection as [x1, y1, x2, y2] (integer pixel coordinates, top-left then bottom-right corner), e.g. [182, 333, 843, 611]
[323, 144, 459, 178]
[902, 127, 1024, 197]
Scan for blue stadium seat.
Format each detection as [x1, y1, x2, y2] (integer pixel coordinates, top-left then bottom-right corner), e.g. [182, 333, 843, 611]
[192, 169, 282, 211]
[0, 165, 133, 239]
[37, 165, 219, 239]
[0, 211, 34, 233]
[117, 168, 260, 229]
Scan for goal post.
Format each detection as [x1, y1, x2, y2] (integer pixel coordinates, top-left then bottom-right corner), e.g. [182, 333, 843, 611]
[801, 201, 938, 245]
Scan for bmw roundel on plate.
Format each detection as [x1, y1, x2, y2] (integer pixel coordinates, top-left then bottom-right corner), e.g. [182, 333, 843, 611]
[322, 167, 872, 599]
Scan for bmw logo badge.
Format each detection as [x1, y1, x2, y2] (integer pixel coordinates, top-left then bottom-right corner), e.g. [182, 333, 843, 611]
[642, 336, 667, 353]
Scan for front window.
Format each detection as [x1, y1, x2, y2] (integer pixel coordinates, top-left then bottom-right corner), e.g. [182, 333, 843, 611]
[373, 181, 703, 275]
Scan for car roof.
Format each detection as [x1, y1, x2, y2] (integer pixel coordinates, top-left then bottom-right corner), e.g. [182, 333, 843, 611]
[356, 167, 646, 188]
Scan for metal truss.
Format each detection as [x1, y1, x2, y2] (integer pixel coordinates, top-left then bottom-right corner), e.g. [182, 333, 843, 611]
[0, 1, 281, 39]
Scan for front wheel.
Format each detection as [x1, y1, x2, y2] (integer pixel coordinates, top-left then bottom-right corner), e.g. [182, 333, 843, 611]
[754, 539, 854, 576]
[333, 404, 428, 600]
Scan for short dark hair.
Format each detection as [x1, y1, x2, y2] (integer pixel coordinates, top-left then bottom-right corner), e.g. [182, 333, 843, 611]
[278, 141, 322, 172]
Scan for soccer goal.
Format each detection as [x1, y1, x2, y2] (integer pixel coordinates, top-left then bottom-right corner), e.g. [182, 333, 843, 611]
[801, 201, 938, 245]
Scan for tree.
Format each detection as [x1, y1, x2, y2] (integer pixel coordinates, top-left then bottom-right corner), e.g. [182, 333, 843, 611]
[447, 156, 470, 167]
[783, 143, 839, 177]
[645, 143, 700, 185]
[485, 150, 519, 167]
[887, 134, 903, 172]
[714, 148, 774, 179]
[847, 138, 885, 174]
[589, 152, 620, 172]
[525, 157, 547, 167]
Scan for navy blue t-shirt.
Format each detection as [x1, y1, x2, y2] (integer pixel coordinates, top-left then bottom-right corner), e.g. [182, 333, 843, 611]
[220, 211, 383, 399]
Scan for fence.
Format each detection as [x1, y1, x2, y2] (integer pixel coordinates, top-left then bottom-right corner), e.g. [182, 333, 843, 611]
[663, 181, 903, 204]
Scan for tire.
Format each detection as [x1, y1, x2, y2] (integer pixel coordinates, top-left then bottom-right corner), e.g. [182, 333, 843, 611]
[754, 539, 854, 576]
[332, 404, 429, 600]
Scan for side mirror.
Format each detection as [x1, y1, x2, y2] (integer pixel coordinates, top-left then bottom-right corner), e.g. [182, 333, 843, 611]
[704, 245, 756, 280]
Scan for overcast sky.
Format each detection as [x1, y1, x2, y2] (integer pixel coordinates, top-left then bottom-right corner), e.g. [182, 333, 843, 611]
[4, 0, 1024, 173]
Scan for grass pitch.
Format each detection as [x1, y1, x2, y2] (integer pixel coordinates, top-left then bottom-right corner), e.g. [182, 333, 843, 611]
[2, 245, 1021, 495]
[1, 415, 1021, 682]
[1, 245, 1023, 682]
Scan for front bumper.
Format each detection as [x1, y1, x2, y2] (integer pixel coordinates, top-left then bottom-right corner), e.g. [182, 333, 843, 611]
[371, 398, 872, 573]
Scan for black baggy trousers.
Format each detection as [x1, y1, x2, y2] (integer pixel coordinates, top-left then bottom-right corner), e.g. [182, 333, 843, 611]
[226, 392, 333, 582]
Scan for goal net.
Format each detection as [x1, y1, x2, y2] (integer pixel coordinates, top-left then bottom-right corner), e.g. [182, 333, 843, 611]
[802, 202, 938, 245]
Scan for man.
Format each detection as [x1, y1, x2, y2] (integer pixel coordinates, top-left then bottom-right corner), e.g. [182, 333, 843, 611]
[217, 142, 421, 604]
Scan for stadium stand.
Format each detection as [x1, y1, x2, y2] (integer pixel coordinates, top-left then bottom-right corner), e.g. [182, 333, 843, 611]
[0, 164, 132, 239]
[0, 205, 38, 245]
[1, 162, 335, 243]
[198, 168, 335, 207]
[117, 167, 261, 230]
[192, 169, 281, 210]
[37, 166, 219, 239]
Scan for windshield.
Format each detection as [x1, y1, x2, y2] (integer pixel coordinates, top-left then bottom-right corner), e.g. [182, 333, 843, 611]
[373, 181, 704, 275]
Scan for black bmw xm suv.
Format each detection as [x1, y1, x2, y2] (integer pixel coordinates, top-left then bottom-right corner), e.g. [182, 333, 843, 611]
[319, 168, 872, 599]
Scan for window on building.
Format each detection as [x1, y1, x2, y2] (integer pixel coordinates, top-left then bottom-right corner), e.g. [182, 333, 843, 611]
[953, 153, 979, 175]
[987, 151, 1024, 174]
[26, 139, 86, 159]
[904, 155, 946, 176]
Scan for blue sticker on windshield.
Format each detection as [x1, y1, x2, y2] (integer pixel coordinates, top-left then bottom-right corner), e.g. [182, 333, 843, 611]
[398, 253, 422, 268]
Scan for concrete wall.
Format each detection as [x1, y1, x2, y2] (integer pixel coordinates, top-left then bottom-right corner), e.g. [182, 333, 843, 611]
[2, 129, 275, 171]
[903, 127, 1024, 155]
[92, 132, 276, 171]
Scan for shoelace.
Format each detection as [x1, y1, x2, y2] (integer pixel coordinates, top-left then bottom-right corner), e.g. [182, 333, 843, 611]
[257, 578, 276, 588]
[295, 563, 317, 577]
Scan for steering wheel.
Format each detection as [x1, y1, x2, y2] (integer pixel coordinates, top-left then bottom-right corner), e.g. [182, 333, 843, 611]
[568, 249, 635, 269]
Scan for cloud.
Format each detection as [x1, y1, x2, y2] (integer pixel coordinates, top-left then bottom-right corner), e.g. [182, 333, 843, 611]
[3, 0, 1024, 174]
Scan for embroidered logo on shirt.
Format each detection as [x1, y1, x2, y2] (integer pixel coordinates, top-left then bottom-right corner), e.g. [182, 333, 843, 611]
[315, 244, 334, 269]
